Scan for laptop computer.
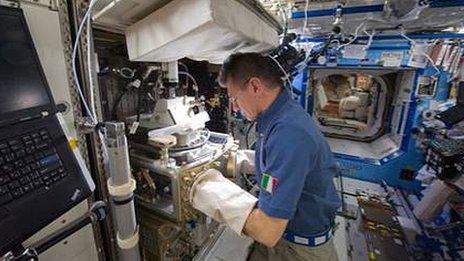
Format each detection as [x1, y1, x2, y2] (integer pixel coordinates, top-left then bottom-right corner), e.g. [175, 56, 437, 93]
[436, 82, 464, 126]
[0, 6, 94, 255]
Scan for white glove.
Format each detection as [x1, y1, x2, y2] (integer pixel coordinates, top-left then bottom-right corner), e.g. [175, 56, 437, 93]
[236, 149, 255, 174]
[190, 169, 257, 236]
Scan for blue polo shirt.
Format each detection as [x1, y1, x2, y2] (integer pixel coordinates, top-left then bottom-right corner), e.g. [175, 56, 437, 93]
[254, 90, 341, 236]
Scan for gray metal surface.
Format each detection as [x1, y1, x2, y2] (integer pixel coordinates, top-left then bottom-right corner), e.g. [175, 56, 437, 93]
[194, 226, 253, 261]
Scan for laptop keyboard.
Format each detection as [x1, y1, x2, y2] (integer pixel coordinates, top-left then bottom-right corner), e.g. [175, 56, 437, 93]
[0, 129, 67, 206]
[436, 105, 464, 126]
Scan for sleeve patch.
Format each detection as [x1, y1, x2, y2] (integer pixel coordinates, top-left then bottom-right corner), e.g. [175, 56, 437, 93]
[261, 173, 278, 194]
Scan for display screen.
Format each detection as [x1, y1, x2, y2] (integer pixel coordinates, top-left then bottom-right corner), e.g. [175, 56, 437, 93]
[0, 12, 51, 116]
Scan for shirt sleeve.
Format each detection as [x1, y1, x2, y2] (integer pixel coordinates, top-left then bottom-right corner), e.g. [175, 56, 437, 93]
[258, 122, 316, 220]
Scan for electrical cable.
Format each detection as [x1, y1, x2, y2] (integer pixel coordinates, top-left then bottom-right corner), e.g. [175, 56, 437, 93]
[178, 62, 189, 73]
[71, 0, 100, 124]
[178, 71, 198, 89]
[241, 172, 258, 191]
[277, 0, 288, 36]
[135, 72, 157, 123]
[86, 14, 97, 120]
[178, 71, 199, 98]
[303, 0, 309, 34]
[136, 83, 143, 123]
[69, 0, 119, 175]
[337, 21, 366, 50]
[268, 54, 294, 97]
[117, 67, 136, 79]
[178, 62, 189, 87]
[364, 28, 375, 49]
[400, 32, 441, 76]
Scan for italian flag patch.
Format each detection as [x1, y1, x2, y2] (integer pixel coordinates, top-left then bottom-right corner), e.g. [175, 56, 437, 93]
[261, 173, 278, 194]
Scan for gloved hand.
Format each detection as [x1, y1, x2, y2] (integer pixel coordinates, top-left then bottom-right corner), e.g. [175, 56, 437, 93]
[190, 169, 257, 236]
[236, 149, 255, 174]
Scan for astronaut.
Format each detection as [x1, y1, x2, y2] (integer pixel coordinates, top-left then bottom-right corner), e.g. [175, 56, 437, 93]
[191, 53, 340, 261]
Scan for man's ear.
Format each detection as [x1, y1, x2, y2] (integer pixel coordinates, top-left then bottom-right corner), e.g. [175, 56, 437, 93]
[249, 77, 265, 95]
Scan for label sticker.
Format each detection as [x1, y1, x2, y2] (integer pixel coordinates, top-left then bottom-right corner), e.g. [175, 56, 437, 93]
[380, 52, 404, 67]
[343, 44, 367, 60]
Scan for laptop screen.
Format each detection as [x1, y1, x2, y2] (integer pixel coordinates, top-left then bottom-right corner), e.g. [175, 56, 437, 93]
[0, 11, 51, 115]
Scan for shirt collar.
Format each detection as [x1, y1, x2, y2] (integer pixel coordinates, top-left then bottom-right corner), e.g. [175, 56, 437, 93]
[256, 89, 291, 133]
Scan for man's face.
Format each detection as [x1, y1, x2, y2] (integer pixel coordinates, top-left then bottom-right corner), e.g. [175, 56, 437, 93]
[227, 78, 259, 121]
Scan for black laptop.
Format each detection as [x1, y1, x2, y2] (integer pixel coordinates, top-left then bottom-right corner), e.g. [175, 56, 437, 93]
[436, 82, 464, 126]
[0, 6, 94, 255]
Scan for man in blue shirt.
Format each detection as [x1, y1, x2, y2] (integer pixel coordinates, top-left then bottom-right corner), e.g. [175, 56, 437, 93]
[218, 52, 341, 260]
